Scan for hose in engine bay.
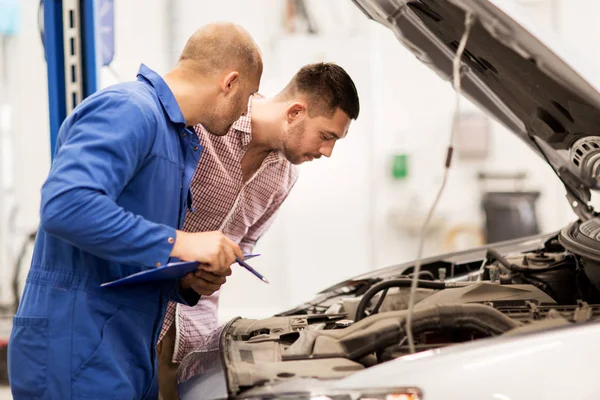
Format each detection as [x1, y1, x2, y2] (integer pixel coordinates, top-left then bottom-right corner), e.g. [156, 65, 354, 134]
[283, 303, 522, 361]
[355, 279, 450, 321]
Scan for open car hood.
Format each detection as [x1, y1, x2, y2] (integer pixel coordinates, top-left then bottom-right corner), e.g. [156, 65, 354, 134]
[352, 0, 600, 219]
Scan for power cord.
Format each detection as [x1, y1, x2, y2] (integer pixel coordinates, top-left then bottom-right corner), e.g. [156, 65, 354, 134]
[404, 11, 475, 354]
[105, 64, 123, 83]
[37, 0, 44, 55]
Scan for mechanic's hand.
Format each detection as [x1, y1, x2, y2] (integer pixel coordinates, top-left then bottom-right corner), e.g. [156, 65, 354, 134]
[179, 267, 232, 296]
[170, 230, 242, 275]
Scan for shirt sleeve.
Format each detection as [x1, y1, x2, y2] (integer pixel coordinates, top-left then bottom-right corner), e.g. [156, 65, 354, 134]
[239, 179, 297, 254]
[39, 90, 177, 267]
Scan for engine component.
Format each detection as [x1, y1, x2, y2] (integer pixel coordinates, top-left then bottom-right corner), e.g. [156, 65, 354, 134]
[439, 267, 447, 281]
[559, 219, 600, 294]
[414, 282, 556, 308]
[570, 137, 600, 181]
[282, 304, 521, 362]
[489, 246, 583, 303]
[354, 279, 450, 321]
[489, 265, 500, 283]
[487, 248, 570, 274]
[559, 219, 600, 262]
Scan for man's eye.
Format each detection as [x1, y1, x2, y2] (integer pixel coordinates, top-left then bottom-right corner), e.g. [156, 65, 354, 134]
[321, 134, 331, 140]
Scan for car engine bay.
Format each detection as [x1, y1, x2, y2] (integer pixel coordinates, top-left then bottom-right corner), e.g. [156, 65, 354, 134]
[198, 219, 600, 396]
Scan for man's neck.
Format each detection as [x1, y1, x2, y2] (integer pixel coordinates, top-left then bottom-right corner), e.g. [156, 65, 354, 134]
[164, 68, 213, 126]
[240, 97, 284, 182]
[249, 97, 284, 153]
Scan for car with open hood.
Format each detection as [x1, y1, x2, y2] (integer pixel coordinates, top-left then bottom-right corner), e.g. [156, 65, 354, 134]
[178, 1, 600, 398]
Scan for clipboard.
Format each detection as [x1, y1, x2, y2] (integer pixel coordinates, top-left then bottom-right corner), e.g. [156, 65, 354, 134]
[101, 254, 260, 288]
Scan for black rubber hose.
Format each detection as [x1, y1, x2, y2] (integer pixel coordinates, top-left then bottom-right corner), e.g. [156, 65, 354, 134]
[345, 304, 522, 360]
[486, 248, 528, 273]
[371, 273, 436, 315]
[370, 288, 389, 315]
[486, 248, 572, 274]
[355, 279, 448, 321]
[518, 273, 559, 300]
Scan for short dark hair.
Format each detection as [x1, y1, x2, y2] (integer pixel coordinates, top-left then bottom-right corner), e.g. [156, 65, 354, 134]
[281, 62, 360, 120]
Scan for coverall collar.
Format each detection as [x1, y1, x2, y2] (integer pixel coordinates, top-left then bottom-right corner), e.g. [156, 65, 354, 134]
[137, 64, 186, 127]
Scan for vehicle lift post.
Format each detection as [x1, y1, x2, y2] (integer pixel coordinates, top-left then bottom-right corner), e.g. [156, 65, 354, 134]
[43, 0, 98, 159]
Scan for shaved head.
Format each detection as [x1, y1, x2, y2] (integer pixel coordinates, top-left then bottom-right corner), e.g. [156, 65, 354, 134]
[178, 22, 263, 79]
[166, 22, 262, 134]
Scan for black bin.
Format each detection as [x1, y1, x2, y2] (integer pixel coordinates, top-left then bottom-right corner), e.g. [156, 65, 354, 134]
[482, 191, 540, 243]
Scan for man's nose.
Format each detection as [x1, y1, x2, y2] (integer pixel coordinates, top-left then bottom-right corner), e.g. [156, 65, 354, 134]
[320, 141, 335, 158]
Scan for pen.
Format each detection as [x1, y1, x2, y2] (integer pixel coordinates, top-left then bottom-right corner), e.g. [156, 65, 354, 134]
[236, 256, 269, 284]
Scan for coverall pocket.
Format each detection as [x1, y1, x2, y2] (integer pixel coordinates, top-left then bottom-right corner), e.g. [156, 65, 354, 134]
[71, 306, 135, 398]
[9, 316, 49, 398]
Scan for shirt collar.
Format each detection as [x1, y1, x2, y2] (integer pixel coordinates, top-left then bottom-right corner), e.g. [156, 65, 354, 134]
[137, 64, 186, 126]
[231, 95, 257, 148]
[232, 94, 284, 162]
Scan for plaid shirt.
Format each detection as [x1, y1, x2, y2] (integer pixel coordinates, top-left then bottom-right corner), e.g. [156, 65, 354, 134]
[159, 96, 298, 363]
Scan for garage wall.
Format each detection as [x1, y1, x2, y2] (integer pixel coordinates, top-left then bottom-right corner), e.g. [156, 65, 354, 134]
[2, 0, 50, 305]
[4, 0, 600, 318]
[167, 0, 376, 319]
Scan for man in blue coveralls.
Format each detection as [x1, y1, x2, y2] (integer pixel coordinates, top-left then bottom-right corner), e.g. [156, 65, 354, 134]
[8, 22, 263, 400]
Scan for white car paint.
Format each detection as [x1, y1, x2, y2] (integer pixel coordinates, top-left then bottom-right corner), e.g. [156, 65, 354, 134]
[335, 321, 600, 399]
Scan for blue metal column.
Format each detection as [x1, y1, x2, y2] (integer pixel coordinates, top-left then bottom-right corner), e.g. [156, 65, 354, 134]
[43, 0, 66, 159]
[44, 0, 98, 160]
[81, 0, 99, 104]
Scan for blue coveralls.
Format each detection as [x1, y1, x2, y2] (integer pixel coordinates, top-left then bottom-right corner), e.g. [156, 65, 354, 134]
[8, 64, 203, 399]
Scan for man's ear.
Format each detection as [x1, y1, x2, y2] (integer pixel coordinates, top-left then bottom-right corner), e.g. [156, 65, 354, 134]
[221, 71, 240, 93]
[286, 102, 306, 123]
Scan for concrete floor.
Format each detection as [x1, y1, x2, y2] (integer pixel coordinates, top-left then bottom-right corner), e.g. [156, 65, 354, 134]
[0, 387, 10, 399]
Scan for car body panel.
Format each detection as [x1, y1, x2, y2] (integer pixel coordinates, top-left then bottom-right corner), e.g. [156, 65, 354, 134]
[238, 320, 600, 400]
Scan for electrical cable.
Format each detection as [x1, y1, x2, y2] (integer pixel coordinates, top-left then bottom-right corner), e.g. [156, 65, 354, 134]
[105, 64, 123, 83]
[405, 11, 475, 354]
[37, 0, 45, 54]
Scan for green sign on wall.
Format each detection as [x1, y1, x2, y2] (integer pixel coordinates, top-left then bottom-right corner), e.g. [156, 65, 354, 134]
[391, 154, 409, 180]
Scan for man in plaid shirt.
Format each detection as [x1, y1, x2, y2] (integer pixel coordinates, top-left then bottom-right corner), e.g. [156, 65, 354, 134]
[157, 62, 360, 399]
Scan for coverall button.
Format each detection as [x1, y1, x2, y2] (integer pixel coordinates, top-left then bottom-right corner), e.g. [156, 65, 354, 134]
[193, 145, 199, 151]
[156, 262, 162, 267]
[182, 132, 187, 138]
[168, 237, 174, 244]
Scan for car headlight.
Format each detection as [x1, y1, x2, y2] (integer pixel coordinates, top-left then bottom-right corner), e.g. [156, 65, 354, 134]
[239, 388, 422, 400]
